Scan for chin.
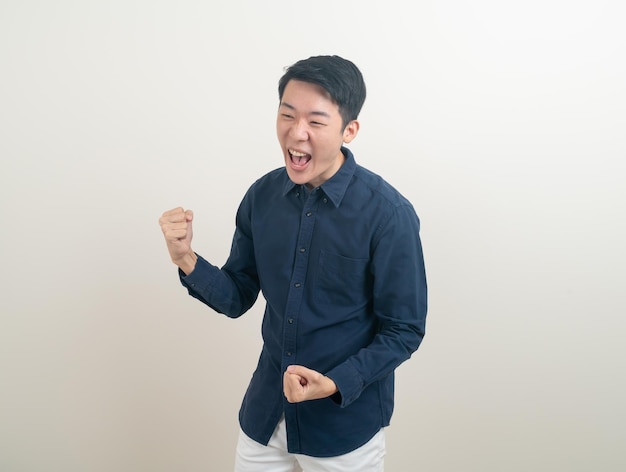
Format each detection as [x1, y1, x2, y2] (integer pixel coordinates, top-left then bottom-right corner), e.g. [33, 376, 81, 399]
[285, 169, 307, 185]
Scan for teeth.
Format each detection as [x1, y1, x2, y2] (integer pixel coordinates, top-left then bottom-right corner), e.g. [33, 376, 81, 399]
[289, 149, 307, 157]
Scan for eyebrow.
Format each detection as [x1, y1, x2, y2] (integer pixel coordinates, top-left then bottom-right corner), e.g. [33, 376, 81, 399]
[280, 101, 331, 118]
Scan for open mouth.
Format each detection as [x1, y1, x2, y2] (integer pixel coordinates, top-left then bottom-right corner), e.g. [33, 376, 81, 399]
[289, 149, 312, 166]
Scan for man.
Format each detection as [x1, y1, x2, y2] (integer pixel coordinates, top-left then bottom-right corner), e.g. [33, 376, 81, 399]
[159, 55, 427, 471]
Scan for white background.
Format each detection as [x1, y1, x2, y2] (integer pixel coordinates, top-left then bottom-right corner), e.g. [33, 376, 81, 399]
[1, 1, 624, 470]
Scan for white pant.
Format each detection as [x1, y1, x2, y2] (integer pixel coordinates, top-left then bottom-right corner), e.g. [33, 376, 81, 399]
[234, 416, 385, 472]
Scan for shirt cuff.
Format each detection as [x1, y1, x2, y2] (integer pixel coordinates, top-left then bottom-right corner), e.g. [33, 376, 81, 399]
[325, 360, 364, 408]
[178, 254, 220, 300]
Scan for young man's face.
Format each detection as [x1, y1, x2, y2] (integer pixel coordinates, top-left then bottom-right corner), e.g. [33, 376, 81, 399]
[277, 80, 359, 188]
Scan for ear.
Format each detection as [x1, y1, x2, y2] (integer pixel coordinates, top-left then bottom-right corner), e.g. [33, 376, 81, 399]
[342, 120, 360, 144]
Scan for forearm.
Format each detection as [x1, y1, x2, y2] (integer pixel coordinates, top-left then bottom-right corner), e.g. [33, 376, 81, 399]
[180, 254, 260, 318]
[325, 320, 425, 407]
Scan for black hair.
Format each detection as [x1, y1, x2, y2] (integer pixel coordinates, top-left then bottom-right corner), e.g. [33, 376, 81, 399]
[278, 55, 366, 129]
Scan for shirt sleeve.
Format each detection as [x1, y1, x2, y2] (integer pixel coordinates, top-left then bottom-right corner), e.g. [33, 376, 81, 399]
[325, 203, 428, 407]
[179, 191, 260, 318]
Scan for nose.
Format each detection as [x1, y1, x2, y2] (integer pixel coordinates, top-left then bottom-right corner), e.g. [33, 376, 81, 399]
[289, 119, 309, 141]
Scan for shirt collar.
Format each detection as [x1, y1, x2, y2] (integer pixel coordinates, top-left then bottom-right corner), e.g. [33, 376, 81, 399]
[281, 147, 356, 208]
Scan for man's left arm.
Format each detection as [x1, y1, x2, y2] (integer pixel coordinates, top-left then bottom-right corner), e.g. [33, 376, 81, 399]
[284, 203, 427, 406]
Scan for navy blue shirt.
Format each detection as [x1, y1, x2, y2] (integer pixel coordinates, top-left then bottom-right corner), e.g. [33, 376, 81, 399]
[180, 148, 427, 457]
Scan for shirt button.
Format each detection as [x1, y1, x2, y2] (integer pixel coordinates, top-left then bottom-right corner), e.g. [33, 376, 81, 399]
[299, 247, 306, 253]
[296, 192, 300, 197]
[287, 352, 292, 356]
[323, 197, 328, 203]
[306, 211, 312, 217]
[288, 318, 294, 324]
[294, 282, 301, 288]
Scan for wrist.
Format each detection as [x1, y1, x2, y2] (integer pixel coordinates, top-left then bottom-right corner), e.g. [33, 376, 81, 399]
[173, 250, 197, 275]
[324, 376, 338, 396]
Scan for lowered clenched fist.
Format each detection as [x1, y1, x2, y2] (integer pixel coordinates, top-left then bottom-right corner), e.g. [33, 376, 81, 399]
[283, 365, 338, 403]
[159, 207, 197, 275]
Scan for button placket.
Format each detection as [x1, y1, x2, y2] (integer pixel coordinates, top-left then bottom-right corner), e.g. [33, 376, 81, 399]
[281, 191, 320, 366]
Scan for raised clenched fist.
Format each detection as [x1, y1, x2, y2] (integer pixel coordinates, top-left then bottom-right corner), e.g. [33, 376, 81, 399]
[159, 207, 197, 275]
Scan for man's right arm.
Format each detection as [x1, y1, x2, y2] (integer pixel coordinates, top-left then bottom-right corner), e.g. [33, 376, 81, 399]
[159, 201, 261, 318]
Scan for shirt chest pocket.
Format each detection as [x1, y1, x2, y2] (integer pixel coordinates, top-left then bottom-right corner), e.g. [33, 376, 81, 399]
[315, 250, 370, 309]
